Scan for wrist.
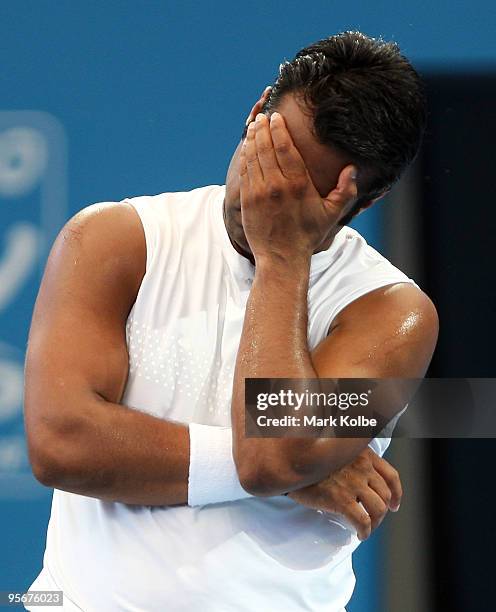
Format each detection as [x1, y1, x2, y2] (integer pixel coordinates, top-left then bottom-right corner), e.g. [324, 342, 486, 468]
[188, 424, 253, 506]
[254, 251, 311, 277]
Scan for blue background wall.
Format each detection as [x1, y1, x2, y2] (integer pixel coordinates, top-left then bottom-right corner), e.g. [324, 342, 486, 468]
[0, 2, 494, 610]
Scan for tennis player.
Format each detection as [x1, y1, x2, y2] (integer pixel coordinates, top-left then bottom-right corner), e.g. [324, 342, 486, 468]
[24, 31, 438, 611]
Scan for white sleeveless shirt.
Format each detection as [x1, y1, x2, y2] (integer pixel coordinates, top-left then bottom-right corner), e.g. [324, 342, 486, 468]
[29, 184, 416, 612]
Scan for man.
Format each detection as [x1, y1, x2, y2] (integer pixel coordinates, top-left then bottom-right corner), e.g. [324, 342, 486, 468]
[24, 31, 438, 611]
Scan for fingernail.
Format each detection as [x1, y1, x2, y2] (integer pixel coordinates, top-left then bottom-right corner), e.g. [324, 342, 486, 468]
[351, 167, 358, 181]
[391, 504, 400, 512]
[245, 116, 252, 127]
[270, 111, 280, 123]
[255, 113, 264, 123]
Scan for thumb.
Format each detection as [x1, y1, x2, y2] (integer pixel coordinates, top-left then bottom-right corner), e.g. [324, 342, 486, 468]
[324, 165, 358, 215]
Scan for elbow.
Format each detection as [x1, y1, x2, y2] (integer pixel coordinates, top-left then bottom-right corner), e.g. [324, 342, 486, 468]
[237, 463, 281, 496]
[29, 440, 88, 490]
[27, 427, 65, 487]
[237, 452, 313, 497]
[30, 448, 63, 488]
[25, 416, 87, 489]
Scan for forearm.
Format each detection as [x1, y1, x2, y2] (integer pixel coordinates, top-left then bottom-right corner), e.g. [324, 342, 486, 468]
[232, 256, 325, 491]
[231, 257, 377, 495]
[241, 257, 315, 378]
[31, 395, 190, 506]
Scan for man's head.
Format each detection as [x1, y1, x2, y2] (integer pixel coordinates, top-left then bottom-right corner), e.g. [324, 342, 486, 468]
[224, 31, 427, 258]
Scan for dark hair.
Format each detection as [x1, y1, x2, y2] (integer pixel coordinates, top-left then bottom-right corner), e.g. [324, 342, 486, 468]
[261, 31, 427, 225]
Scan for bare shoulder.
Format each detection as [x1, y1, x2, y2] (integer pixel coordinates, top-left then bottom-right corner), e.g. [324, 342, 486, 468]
[313, 283, 439, 378]
[57, 200, 145, 268]
[332, 282, 438, 337]
[45, 200, 146, 305]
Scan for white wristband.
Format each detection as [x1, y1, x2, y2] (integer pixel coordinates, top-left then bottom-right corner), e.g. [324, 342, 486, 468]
[188, 423, 253, 507]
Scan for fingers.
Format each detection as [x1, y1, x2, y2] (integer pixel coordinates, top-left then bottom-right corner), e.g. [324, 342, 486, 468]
[239, 145, 248, 181]
[242, 109, 312, 199]
[243, 121, 263, 185]
[367, 472, 393, 509]
[269, 112, 308, 181]
[371, 455, 403, 512]
[357, 488, 388, 532]
[254, 114, 280, 180]
[341, 498, 373, 541]
[238, 144, 249, 212]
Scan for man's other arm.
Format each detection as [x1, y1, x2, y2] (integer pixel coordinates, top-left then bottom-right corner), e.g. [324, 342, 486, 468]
[232, 265, 438, 496]
[24, 203, 192, 505]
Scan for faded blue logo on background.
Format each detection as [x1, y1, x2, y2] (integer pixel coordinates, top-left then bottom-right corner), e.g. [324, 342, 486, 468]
[0, 112, 66, 500]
